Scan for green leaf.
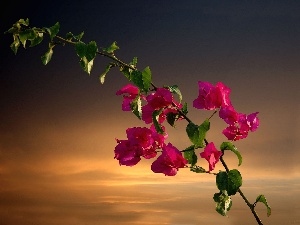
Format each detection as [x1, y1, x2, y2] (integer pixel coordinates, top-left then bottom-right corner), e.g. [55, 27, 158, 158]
[190, 165, 206, 173]
[5, 26, 18, 34]
[65, 32, 74, 40]
[216, 171, 228, 191]
[120, 57, 137, 80]
[130, 67, 152, 92]
[130, 57, 138, 67]
[75, 41, 98, 62]
[181, 102, 188, 115]
[166, 85, 182, 102]
[74, 32, 84, 41]
[86, 41, 98, 62]
[199, 119, 210, 142]
[220, 142, 242, 166]
[4, 18, 29, 35]
[186, 120, 210, 147]
[186, 123, 202, 147]
[75, 41, 96, 74]
[79, 57, 94, 74]
[99, 64, 113, 84]
[41, 43, 55, 65]
[75, 41, 87, 58]
[45, 22, 60, 40]
[199, 119, 210, 131]
[65, 31, 84, 41]
[29, 32, 44, 47]
[227, 169, 242, 196]
[256, 195, 271, 217]
[142, 66, 152, 93]
[183, 146, 197, 165]
[18, 18, 29, 26]
[103, 41, 119, 53]
[213, 190, 232, 216]
[120, 66, 131, 80]
[166, 112, 177, 127]
[10, 35, 20, 54]
[152, 109, 164, 134]
[130, 70, 144, 90]
[19, 29, 35, 48]
[216, 169, 242, 196]
[130, 95, 142, 119]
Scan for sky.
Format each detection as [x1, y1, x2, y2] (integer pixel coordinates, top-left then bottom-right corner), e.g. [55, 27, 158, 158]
[0, 1, 300, 225]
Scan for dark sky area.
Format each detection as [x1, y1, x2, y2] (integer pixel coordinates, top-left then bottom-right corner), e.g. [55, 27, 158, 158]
[0, 1, 299, 225]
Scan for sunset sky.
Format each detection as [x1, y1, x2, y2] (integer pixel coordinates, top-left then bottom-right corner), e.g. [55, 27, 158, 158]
[1, 1, 299, 225]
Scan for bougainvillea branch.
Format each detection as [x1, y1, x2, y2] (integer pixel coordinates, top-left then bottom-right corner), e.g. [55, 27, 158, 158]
[4, 18, 271, 225]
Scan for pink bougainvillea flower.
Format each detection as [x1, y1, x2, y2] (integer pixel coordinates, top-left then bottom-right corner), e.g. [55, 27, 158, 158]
[222, 113, 249, 141]
[193, 81, 231, 110]
[141, 88, 182, 125]
[200, 142, 222, 172]
[126, 127, 154, 149]
[146, 88, 173, 109]
[114, 139, 143, 166]
[222, 123, 249, 141]
[116, 84, 140, 111]
[114, 126, 168, 166]
[151, 143, 188, 176]
[222, 112, 259, 141]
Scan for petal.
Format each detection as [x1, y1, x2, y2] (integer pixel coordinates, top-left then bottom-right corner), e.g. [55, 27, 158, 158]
[247, 112, 260, 132]
[116, 84, 139, 95]
[219, 106, 239, 124]
[142, 104, 155, 124]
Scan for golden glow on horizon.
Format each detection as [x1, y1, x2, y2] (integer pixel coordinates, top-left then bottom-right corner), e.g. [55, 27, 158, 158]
[1, 107, 298, 225]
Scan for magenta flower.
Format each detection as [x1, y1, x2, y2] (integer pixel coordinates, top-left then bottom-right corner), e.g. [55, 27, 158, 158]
[126, 127, 154, 149]
[146, 88, 173, 109]
[141, 88, 182, 125]
[222, 112, 259, 141]
[116, 84, 140, 111]
[193, 81, 231, 110]
[200, 142, 222, 172]
[151, 143, 188, 176]
[222, 123, 249, 141]
[114, 139, 143, 166]
[114, 126, 168, 166]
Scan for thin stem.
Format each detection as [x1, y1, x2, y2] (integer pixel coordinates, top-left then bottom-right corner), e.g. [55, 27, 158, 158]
[208, 110, 218, 120]
[220, 155, 263, 225]
[238, 189, 263, 225]
[174, 104, 192, 123]
[55, 35, 138, 71]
